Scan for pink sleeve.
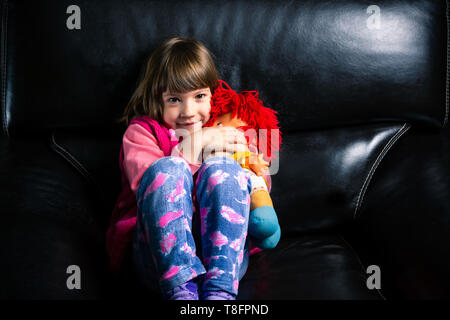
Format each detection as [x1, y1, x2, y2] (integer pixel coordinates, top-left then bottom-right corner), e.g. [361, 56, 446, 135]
[122, 124, 166, 195]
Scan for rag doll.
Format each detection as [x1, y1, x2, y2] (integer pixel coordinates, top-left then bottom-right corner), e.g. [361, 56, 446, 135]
[204, 80, 282, 249]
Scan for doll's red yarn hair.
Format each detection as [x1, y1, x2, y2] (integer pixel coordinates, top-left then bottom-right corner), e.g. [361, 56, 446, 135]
[204, 80, 282, 162]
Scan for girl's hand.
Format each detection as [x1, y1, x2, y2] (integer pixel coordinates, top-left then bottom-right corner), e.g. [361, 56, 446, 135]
[201, 125, 249, 161]
[249, 153, 270, 176]
[174, 125, 249, 163]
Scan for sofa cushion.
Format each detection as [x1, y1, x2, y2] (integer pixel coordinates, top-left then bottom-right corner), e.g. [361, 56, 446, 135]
[0, 138, 110, 299]
[238, 234, 384, 300]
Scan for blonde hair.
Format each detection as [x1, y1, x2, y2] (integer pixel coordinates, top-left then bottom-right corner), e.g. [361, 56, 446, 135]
[117, 37, 220, 127]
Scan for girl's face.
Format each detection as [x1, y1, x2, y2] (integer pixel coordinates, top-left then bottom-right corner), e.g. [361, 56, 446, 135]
[162, 87, 212, 133]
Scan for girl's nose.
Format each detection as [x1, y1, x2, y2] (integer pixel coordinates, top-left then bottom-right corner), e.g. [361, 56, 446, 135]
[181, 100, 196, 117]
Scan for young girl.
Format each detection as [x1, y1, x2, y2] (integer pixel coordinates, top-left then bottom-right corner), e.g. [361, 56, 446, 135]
[107, 37, 262, 300]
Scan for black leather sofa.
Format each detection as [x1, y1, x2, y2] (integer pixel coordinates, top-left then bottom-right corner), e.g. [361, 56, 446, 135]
[1, 0, 448, 300]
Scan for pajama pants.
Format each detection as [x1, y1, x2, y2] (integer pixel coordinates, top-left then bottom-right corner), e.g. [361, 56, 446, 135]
[132, 156, 252, 296]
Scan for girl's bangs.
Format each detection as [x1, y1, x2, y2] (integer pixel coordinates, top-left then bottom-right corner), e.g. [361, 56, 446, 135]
[163, 58, 216, 94]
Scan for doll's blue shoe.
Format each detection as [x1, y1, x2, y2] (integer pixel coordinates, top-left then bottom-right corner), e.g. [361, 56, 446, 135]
[248, 206, 279, 239]
[248, 206, 281, 249]
[252, 225, 281, 250]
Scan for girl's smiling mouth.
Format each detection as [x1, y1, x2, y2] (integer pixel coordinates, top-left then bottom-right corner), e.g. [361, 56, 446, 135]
[177, 121, 202, 127]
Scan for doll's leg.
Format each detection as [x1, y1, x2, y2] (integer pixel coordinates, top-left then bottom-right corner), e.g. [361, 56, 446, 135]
[132, 156, 206, 297]
[247, 172, 281, 249]
[195, 156, 252, 298]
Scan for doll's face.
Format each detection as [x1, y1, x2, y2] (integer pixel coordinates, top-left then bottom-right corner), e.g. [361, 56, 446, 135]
[162, 87, 212, 133]
[214, 112, 248, 127]
[214, 112, 259, 152]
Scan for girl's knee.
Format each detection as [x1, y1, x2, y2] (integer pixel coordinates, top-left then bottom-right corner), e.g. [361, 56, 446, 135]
[138, 156, 192, 196]
[203, 156, 236, 164]
[201, 156, 242, 173]
[152, 156, 190, 171]
[143, 156, 190, 177]
[196, 156, 251, 194]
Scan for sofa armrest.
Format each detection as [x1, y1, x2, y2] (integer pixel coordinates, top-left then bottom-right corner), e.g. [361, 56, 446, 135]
[343, 126, 450, 299]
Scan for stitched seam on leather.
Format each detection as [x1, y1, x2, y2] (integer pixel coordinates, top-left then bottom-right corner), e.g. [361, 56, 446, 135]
[445, 0, 449, 128]
[50, 132, 98, 187]
[1, 0, 8, 137]
[354, 123, 411, 219]
[337, 234, 387, 300]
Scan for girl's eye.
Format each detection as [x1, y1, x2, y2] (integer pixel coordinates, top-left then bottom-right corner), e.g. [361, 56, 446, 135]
[167, 94, 206, 103]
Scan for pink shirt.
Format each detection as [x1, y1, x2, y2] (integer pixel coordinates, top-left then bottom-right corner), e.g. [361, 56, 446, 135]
[122, 123, 201, 195]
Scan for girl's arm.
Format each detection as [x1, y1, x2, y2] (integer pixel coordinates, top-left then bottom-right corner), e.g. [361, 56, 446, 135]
[122, 124, 166, 194]
[175, 126, 249, 163]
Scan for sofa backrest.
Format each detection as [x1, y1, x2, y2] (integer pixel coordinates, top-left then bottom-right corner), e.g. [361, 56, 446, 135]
[1, 0, 448, 235]
[1, 0, 447, 137]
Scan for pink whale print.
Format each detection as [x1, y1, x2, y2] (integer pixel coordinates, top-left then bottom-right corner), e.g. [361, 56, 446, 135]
[196, 158, 233, 184]
[203, 255, 228, 265]
[161, 265, 180, 280]
[142, 172, 169, 199]
[234, 194, 251, 206]
[166, 177, 186, 202]
[169, 157, 187, 166]
[183, 218, 191, 232]
[158, 208, 184, 228]
[237, 250, 244, 264]
[229, 238, 242, 251]
[205, 267, 225, 281]
[200, 207, 209, 235]
[220, 205, 246, 224]
[206, 170, 229, 194]
[234, 170, 249, 190]
[210, 231, 228, 250]
[233, 198, 246, 205]
[180, 242, 195, 257]
[160, 233, 177, 255]
[190, 268, 197, 279]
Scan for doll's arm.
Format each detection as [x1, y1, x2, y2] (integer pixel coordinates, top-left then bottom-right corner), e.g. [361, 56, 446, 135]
[233, 151, 269, 176]
[230, 151, 280, 249]
[249, 153, 270, 176]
